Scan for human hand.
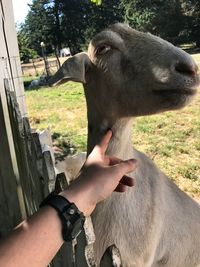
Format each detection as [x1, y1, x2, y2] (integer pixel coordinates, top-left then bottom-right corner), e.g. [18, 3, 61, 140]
[60, 130, 137, 216]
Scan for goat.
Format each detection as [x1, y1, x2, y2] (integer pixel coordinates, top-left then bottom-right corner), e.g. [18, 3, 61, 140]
[49, 23, 200, 267]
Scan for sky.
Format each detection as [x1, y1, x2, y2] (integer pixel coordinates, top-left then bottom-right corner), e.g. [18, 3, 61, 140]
[12, 0, 32, 24]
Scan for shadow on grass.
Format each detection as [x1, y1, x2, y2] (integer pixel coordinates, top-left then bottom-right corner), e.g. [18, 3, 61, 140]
[24, 80, 33, 88]
[23, 77, 40, 91]
[52, 132, 77, 159]
[23, 76, 51, 91]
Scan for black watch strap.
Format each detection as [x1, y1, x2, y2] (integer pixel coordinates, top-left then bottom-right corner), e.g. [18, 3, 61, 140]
[40, 194, 85, 241]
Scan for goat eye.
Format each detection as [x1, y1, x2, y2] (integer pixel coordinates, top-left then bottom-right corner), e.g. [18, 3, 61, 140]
[96, 45, 111, 55]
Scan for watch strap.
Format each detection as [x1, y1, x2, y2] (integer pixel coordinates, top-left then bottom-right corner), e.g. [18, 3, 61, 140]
[40, 194, 85, 241]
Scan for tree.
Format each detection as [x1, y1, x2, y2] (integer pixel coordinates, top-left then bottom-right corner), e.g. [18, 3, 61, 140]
[90, 0, 102, 5]
[121, 0, 155, 31]
[24, 0, 91, 54]
[82, 0, 125, 47]
[22, 0, 125, 55]
[43, 0, 123, 53]
[17, 27, 38, 62]
[121, 0, 187, 44]
[42, 0, 64, 52]
[21, 0, 200, 59]
[57, 0, 92, 53]
[23, 0, 63, 56]
[182, 0, 200, 47]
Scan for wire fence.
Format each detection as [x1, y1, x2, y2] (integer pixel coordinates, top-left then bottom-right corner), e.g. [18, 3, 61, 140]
[2, 55, 60, 79]
[21, 57, 60, 77]
[1, 56, 27, 115]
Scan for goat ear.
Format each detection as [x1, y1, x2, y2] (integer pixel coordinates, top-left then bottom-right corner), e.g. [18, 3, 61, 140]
[49, 52, 90, 86]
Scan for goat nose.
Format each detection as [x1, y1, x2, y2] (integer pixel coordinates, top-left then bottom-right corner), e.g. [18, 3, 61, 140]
[175, 61, 198, 76]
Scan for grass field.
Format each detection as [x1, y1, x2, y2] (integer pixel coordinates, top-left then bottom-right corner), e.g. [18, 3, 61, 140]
[25, 54, 200, 200]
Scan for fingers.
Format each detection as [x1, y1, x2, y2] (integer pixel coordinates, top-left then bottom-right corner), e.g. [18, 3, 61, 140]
[115, 183, 127, 192]
[120, 175, 134, 187]
[103, 155, 123, 166]
[114, 176, 134, 192]
[108, 156, 123, 166]
[113, 159, 137, 177]
[93, 130, 112, 155]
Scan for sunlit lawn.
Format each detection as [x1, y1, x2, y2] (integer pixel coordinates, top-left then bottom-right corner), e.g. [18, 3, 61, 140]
[25, 54, 200, 200]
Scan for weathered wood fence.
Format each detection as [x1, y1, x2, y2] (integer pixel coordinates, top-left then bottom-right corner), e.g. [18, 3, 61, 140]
[0, 77, 89, 266]
[0, 78, 120, 267]
[0, 0, 121, 265]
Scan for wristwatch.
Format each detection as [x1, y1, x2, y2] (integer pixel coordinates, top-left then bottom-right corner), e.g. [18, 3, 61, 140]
[40, 194, 85, 241]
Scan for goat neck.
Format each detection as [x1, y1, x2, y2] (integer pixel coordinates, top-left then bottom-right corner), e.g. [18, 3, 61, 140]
[87, 114, 133, 160]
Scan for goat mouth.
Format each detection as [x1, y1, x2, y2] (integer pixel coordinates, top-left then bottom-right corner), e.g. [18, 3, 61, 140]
[152, 88, 197, 96]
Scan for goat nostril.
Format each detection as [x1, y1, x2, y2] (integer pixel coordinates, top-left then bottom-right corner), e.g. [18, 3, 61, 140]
[175, 62, 197, 76]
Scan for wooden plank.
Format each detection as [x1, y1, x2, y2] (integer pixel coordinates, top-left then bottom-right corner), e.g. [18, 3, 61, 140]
[43, 150, 56, 193]
[22, 118, 46, 208]
[5, 84, 36, 215]
[31, 131, 49, 199]
[0, 77, 26, 219]
[100, 245, 122, 267]
[75, 231, 90, 267]
[51, 242, 74, 267]
[5, 87, 50, 214]
[0, 87, 22, 237]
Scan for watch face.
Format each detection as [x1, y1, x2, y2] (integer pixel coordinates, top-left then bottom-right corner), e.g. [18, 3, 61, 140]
[62, 204, 85, 241]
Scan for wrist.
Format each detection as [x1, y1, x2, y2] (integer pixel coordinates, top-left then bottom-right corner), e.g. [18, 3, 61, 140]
[59, 188, 95, 216]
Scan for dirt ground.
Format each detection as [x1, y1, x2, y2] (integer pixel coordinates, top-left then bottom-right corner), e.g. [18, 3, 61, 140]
[22, 57, 68, 77]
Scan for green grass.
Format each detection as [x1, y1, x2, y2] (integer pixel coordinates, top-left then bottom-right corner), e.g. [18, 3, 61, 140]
[25, 55, 200, 200]
[26, 82, 87, 150]
[133, 95, 200, 198]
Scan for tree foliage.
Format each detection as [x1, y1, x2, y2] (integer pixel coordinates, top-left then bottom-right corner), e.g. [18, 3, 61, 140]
[121, 0, 188, 44]
[17, 27, 38, 62]
[82, 0, 124, 46]
[121, 0, 200, 46]
[22, 0, 62, 55]
[182, 0, 200, 46]
[18, 0, 200, 60]
[90, 0, 102, 5]
[20, 0, 124, 55]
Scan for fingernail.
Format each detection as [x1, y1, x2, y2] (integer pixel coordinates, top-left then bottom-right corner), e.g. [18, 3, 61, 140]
[108, 128, 113, 135]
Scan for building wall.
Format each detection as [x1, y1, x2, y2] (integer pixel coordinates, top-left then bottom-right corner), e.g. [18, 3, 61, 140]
[0, 0, 27, 116]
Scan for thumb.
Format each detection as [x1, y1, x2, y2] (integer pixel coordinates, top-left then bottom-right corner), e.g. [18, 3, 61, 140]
[113, 159, 137, 178]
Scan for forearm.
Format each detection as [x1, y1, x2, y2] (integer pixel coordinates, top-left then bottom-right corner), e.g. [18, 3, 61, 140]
[0, 188, 92, 267]
[0, 131, 136, 267]
[0, 206, 64, 267]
